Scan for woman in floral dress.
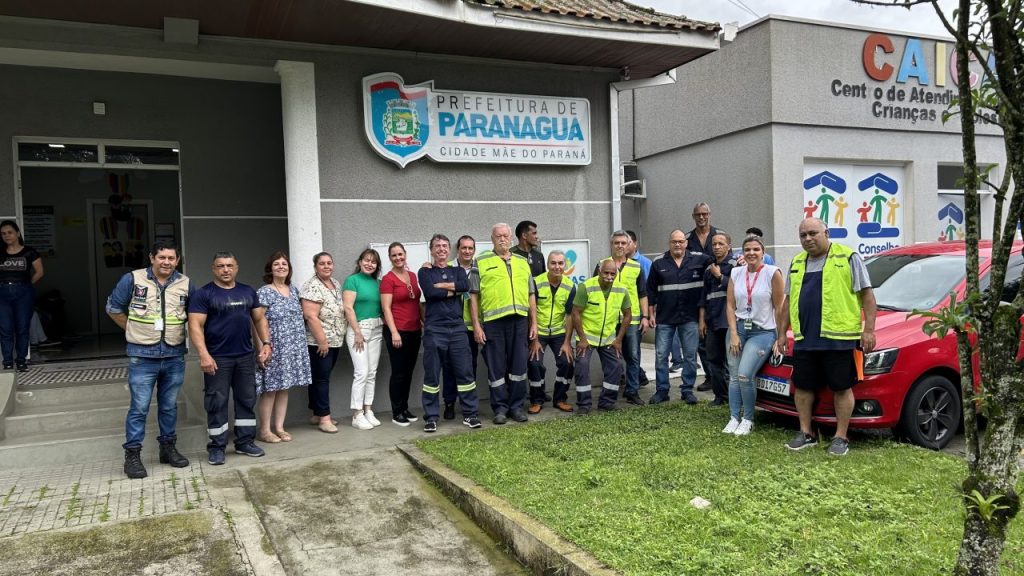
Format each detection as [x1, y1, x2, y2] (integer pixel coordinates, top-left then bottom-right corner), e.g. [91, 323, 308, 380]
[255, 251, 311, 443]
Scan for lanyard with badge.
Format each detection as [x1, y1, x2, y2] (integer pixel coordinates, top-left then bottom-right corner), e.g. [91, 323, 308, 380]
[743, 265, 763, 331]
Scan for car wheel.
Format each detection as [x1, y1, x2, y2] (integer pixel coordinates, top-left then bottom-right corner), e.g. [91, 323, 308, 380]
[898, 375, 961, 450]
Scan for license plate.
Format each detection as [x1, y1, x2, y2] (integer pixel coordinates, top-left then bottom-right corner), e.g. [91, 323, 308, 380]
[755, 375, 790, 396]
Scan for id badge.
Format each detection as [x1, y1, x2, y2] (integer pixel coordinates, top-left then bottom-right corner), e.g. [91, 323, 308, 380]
[743, 319, 753, 331]
[154, 318, 165, 331]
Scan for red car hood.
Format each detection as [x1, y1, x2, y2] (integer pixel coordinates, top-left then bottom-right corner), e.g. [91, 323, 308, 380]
[872, 309, 930, 349]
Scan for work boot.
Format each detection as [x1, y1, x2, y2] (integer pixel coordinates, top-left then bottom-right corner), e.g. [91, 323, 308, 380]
[124, 447, 147, 479]
[159, 441, 190, 468]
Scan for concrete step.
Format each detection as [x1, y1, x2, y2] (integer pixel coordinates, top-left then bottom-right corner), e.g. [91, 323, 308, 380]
[0, 423, 209, 472]
[14, 380, 130, 409]
[4, 399, 188, 439]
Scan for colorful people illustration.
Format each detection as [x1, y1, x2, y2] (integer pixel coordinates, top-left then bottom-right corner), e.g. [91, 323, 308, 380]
[945, 223, 958, 240]
[869, 190, 886, 224]
[833, 196, 848, 227]
[885, 197, 900, 226]
[857, 201, 871, 223]
[816, 187, 835, 223]
[803, 200, 818, 219]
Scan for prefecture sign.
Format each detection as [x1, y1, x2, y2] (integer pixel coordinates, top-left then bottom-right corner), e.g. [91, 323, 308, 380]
[363, 72, 591, 168]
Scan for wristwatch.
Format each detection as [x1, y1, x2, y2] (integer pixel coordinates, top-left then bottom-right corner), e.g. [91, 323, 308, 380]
[261, 341, 271, 347]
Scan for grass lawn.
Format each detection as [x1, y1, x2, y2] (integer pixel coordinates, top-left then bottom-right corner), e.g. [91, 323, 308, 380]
[418, 403, 1023, 576]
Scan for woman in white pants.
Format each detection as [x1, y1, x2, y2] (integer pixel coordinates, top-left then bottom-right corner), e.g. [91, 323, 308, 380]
[342, 249, 384, 430]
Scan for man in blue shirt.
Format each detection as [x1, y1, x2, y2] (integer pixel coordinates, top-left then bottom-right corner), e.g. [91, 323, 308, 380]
[188, 252, 271, 465]
[106, 241, 193, 479]
[647, 230, 711, 404]
[419, 234, 481, 432]
[698, 232, 738, 406]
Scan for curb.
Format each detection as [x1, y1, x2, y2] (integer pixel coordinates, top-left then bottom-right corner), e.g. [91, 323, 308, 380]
[397, 443, 618, 576]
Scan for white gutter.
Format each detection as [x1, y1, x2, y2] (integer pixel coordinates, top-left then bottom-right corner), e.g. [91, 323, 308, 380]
[608, 69, 680, 233]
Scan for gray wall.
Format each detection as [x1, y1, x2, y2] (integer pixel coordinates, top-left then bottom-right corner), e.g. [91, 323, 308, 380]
[312, 55, 618, 268]
[0, 65, 288, 288]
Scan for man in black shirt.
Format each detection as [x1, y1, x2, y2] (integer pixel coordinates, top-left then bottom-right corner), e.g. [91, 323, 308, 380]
[512, 220, 546, 277]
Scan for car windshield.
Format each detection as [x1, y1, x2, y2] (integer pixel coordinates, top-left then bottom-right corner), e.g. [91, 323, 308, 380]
[866, 254, 969, 311]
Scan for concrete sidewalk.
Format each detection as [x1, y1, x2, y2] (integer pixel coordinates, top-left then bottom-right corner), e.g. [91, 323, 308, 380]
[0, 342, 691, 575]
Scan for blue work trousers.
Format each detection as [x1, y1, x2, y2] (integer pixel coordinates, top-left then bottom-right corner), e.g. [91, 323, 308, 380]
[123, 355, 186, 449]
[442, 329, 478, 405]
[203, 355, 257, 450]
[574, 345, 622, 410]
[621, 323, 641, 396]
[527, 333, 573, 403]
[422, 324, 478, 421]
[481, 315, 528, 416]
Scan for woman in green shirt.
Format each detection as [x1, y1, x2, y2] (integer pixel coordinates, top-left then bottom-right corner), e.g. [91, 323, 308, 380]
[343, 248, 384, 431]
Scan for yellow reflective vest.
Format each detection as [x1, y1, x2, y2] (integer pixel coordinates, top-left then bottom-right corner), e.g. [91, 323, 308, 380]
[579, 277, 628, 347]
[476, 250, 531, 322]
[535, 273, 573, 336]
[788, 242, 863, 341]
[601, 257, 642, 325]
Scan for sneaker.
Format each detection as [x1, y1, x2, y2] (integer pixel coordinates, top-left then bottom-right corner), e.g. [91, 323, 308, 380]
[554, 401, 573, 413]
[648, 394, 669, 405]
[709, 398, 727, 407]
[827, 437, 850, 456]
[493, 413, 508, 425]
[527, 403, 542, 414]
[722, 417, 740, 434]
[15, 362, 28, 373]
[208, 448, 225, 466]
[785, 431, 818, 451]
[624, 393, 644, 406]
[363, 409, 382, 427]
[1, 363, 11, 370]
[696, 382, 713, 392]
[463, 416, 482, 428]
[733, 419, 754, 436]
[668, 365, 683, 376]
[352, 413, 373, 430]
[234, 443, 265, 458]
[402, 410, 419, 423]
[392, 413, 411, 427]
[424, 420, 438, 433]
[577, 406, 592, 415]
[443, 403, 455, 420]
[681, 392, 698, 405]
[510, 410, 528, 422]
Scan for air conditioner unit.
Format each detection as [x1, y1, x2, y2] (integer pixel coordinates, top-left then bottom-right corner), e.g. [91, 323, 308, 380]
[621, 162, 646, 199]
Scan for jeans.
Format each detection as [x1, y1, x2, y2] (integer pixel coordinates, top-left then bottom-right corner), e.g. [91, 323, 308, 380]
[670, 333, 684, 368]
[727, 324, 777, 420]
[347, 318, 383, 410]
[123, 355, 186, 449]
[204, 354, 257, 450]
[384, 326, 421, 415]
[621, 323, 641, 396]
[307, 346, 341, 417]
[0, 282, 33, 366]
[655, 322, 698, 397]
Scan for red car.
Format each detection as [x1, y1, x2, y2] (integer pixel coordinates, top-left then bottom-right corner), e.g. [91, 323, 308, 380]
[755, 240, 1023, 449]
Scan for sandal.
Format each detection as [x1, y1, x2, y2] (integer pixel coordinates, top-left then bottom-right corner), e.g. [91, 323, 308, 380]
[258, 431, 282, 443]
[310, 415, 339, 426]
[318, 420, 339, 434]
[276, 430, 292, 442]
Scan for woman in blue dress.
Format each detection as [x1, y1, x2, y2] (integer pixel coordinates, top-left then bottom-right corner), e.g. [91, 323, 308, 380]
[255, 251, 311, 443]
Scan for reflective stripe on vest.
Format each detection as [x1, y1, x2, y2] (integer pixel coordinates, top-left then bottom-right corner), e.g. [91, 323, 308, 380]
[125, 269, 190, 346]
[788, 243, 862, 341]
[602, 257, 641, 325]
[477, 251, 531, 322]
[580, 277, 628, 347]
[535, 273, 573, 336]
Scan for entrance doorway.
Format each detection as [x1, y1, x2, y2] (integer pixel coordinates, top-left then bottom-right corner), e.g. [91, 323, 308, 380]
[14, 139, 182, 364]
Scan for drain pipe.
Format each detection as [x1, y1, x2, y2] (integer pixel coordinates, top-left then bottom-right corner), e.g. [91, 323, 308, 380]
[608, 69, 679, 234]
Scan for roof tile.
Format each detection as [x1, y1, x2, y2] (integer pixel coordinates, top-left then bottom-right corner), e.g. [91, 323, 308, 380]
[465, 0, 720, 31]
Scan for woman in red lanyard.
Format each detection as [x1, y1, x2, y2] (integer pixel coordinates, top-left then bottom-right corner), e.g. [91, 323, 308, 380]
[723, 234, 785, 436]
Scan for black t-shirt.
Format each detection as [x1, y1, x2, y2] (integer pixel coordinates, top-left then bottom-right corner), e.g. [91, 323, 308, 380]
[0, 247, 40, 284]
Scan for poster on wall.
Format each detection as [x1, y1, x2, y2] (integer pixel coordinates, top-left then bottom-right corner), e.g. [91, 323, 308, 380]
[802, 163, 905, 255]
[936, 194, 966, 241]
[23, 206, 56, 256]
[367, 239, 590, 285]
